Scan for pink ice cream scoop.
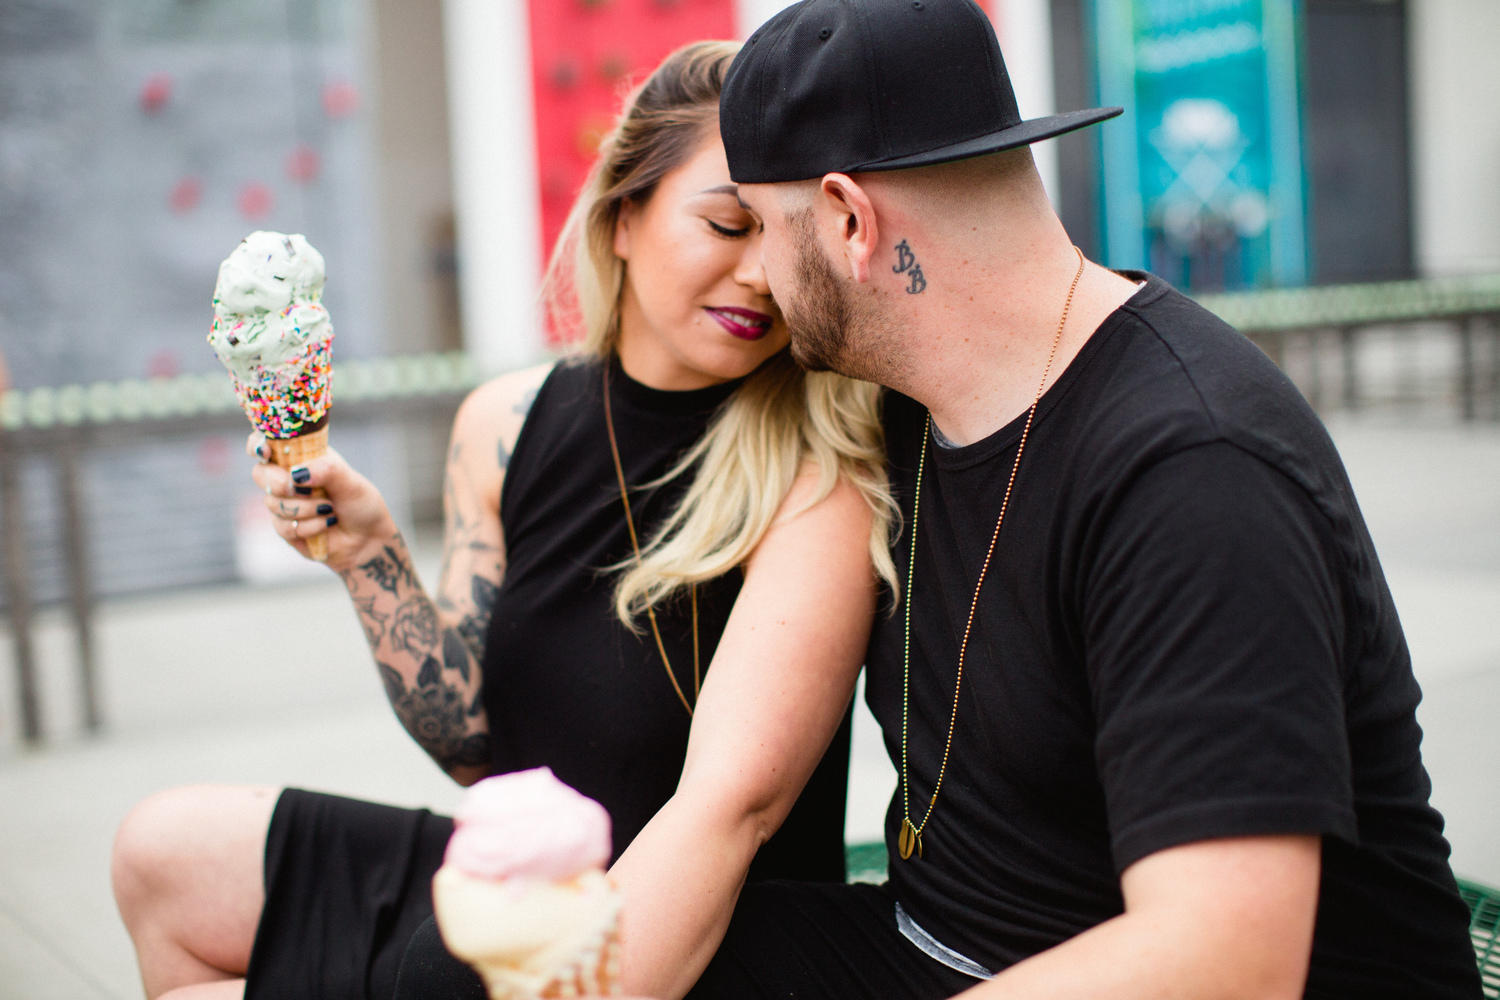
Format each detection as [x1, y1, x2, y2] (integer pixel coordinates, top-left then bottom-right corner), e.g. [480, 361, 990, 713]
[444, 767, 612, 882]
[434, 769, 622, 998]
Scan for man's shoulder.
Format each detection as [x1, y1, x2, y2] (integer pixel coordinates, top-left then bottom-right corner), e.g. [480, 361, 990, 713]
[1108, 273, 1298, 428]
[1080, 275, 1347, 501]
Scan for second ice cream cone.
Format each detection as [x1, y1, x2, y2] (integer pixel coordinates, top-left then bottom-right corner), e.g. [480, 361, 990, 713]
[269, 424, 330, 562]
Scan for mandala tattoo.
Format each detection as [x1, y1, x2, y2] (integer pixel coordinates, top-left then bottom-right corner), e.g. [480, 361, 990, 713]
[377, 661, 490, 769]
[391, 596, 440, 655]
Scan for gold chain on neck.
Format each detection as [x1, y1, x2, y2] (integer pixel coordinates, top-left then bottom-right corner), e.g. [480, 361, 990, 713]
[602, 361, 700, 717]
[899, 247, 1086, 861]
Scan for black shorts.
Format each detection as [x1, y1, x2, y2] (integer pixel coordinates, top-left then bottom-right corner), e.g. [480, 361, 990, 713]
[244, 788, 456, 1000]
[686, 881, 979, 1000]
[392, 881, 979, 1000]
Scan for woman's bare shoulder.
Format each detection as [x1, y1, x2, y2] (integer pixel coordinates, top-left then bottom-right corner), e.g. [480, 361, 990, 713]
[447, 362, 556, 502]
[455, 362, 555, 436]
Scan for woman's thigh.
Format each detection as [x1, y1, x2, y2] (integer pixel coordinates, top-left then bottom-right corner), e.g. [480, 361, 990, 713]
[113, 784, 279, 979]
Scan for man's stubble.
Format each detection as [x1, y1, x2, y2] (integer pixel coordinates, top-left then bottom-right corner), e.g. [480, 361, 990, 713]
[781, 207, 910, 389]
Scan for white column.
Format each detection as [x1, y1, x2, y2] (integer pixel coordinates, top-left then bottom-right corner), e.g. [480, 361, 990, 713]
[993, 0, 1060, 205]
[1409, 0, 1500, 277]
[442, 0, 543, 374]
[737, 0, 799, 38]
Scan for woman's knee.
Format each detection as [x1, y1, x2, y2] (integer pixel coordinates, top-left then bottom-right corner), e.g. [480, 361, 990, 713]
[112, 784, 279, 926]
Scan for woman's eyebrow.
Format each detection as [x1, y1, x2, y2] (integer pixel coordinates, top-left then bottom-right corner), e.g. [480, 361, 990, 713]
[697, 184, 740, 197]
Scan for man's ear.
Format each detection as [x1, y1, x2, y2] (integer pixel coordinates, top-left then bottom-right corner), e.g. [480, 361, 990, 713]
[613, 200, 636, 261]
[818, 174, 879, 284]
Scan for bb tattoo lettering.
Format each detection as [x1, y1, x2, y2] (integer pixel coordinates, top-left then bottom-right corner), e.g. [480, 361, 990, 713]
[892, 239, 927, 294]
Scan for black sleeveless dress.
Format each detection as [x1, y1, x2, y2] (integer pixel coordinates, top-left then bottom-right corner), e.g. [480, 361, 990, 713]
[245, 355, 852, 1000]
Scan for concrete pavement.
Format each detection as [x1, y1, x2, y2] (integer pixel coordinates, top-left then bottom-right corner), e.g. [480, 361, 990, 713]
[1, 414, 1497, 998]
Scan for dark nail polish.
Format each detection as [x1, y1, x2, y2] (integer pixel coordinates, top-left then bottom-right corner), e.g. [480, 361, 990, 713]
[291, 466, 311, 484]
[326, 515, 339, 527]
[294, 485, 313, 496]
[317, 503, 333, 515]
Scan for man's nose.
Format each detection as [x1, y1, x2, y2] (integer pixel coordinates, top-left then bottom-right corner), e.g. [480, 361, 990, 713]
[735, 233, 773, 297]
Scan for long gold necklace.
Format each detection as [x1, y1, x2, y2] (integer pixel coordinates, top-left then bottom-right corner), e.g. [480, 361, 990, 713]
[602, 360, 701, 717]
[899, 247, 1086, 861]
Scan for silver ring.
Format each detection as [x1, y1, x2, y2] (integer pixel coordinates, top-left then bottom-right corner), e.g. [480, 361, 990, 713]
[291, 519, 298, 534]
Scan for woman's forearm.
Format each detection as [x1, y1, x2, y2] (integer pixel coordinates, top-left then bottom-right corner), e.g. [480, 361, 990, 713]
[339, 528, 491, 780]
[611, 785, 766, 1000]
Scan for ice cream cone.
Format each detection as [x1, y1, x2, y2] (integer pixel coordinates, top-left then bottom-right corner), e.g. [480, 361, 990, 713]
[208, 231, 337, 565]
[268, 424, 330, 562]
[431, 769, 621, 1000]
[433, 868, 622, 1000]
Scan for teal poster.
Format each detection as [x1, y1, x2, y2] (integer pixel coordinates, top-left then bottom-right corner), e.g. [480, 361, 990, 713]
[1093, 0, 1307, 290]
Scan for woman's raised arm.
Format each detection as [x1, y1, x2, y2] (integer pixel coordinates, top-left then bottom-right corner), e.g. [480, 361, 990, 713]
[609, 465, 880, 999]
[252, 362, 551, 784]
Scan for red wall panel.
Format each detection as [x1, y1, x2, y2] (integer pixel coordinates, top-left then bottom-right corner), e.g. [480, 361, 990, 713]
[529, 0, 737, 341]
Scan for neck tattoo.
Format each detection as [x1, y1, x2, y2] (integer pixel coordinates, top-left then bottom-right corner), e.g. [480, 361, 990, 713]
[893, 239, 927, 295]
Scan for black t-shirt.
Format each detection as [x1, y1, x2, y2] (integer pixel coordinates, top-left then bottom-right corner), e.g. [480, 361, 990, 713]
[868, 275, 1481, 997]
[481, 354, 850, 880]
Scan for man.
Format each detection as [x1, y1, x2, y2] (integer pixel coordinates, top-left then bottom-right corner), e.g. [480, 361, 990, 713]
[684, 0, 1482, 997]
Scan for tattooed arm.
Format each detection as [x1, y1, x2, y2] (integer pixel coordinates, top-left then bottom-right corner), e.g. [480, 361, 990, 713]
[251, 362, 552, 783]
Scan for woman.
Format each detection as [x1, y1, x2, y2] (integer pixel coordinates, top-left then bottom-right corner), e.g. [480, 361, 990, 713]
[111, 41, 894, 1000]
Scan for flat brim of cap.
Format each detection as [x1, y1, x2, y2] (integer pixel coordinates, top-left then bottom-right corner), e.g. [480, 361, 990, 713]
[848, 106, 1123, 173]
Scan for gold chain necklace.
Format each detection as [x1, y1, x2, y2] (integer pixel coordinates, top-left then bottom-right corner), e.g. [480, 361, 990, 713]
[602, 360, 701, 717]
[899, 247, 1086, 861]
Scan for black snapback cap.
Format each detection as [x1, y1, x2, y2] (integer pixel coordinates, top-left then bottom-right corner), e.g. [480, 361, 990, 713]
[721, 0, 1122, 184]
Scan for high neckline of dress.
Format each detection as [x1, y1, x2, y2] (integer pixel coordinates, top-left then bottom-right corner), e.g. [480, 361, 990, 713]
[607, 352, 744, 416]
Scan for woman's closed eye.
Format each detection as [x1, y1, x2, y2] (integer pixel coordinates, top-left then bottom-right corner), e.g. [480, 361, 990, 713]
[707, 219, 752, 239]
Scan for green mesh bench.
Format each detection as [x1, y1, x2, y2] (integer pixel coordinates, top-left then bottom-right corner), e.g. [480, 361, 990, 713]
[1459, 878, 1500, 998]
[847, 845, 1500, 992]
[845, 841, 889, 884]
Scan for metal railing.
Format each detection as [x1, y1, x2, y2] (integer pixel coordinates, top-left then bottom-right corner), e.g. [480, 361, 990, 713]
[4, 274, 1500, 745]
[0, 353, 485, 745]
[1197, 273, 1500, 418]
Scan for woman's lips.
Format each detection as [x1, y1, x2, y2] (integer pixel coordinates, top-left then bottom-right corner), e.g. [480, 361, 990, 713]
[704, 306, 774, 341]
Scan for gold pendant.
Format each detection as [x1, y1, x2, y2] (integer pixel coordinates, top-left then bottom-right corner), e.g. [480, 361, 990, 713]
[899, 818, 922, 860]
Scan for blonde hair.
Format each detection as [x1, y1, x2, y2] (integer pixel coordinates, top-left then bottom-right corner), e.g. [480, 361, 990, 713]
[542, 40, 899, 623]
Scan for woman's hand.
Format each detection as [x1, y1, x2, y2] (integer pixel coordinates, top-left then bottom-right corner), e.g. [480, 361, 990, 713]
[247, 431, 398, 573]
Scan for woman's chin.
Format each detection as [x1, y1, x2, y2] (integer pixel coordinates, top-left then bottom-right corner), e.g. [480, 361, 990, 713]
[693, 340, 785, 382]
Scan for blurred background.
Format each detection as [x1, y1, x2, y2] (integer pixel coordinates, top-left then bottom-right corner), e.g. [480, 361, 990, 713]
[1, 0, 1497, 996]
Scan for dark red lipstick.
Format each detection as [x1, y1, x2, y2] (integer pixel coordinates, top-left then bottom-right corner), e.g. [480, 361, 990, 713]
[705, 306, 774, 341]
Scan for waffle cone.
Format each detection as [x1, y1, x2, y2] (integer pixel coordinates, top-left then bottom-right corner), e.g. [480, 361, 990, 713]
[433, 867, 622, 1000]
[269, 425, 330, 562]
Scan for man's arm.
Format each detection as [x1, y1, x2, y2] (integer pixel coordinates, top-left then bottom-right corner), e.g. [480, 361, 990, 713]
[964, 834, 1320, 1000]
[610, 469, 879, 1000]
[967, 442, 1336, 999]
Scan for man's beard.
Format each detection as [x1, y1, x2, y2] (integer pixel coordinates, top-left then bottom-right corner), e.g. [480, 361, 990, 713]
[782, 208, 853, 374]
[780, 208, 907, 387]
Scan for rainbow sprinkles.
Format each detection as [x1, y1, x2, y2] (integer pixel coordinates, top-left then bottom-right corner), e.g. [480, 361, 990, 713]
[208, 231, 335, 439]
